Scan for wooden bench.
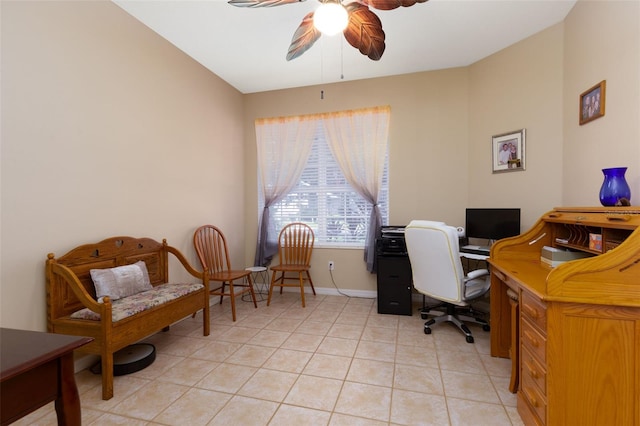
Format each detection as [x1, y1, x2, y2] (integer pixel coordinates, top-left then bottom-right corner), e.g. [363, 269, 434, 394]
[46, 236, 210, 400]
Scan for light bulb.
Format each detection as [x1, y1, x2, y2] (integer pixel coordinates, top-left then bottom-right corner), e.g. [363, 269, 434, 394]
[313, 2, 348, 36]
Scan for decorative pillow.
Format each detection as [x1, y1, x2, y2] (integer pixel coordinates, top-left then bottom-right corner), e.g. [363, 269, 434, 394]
[90, 261, 152, 301]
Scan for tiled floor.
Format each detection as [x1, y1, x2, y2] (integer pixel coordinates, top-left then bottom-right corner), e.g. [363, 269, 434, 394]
[17, 293, 524, 425]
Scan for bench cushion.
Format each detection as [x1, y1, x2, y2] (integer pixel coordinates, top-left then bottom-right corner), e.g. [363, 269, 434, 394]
[70, 282, 204, 322]
[91, 261, 153, 301]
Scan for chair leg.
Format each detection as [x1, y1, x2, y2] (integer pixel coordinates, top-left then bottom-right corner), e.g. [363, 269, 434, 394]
[299, 272, 306, 308]
[229, 282, 237, 322]
[306, 270, 316, 295]
[219, 282, 226, 305]
[267, 271, 277, 306]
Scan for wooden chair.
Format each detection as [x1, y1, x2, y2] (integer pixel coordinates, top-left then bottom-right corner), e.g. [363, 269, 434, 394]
[267, 222, 316, 307]
[194, 225, 257, 321]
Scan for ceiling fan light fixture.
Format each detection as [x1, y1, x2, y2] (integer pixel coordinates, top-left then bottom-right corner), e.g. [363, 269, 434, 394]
[313, 2, 348, 36]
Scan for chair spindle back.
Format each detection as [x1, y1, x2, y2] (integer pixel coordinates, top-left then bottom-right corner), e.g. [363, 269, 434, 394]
[194, 225, 232, 274]
[279, 223, 314, 266]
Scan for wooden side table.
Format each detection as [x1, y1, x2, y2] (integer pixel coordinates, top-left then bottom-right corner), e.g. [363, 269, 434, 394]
[1, 328, 93, 426]
[243, 266, 269, 301]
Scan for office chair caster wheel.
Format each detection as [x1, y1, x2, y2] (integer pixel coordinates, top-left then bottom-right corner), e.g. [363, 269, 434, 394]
[424, 326, 432, 335]
[483, 324, 490, 332]
[466, 336, 474, 343]
[421, 313, 428, 320]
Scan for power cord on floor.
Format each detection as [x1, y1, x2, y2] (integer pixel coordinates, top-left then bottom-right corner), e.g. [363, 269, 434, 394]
[328, 269, 377, 300]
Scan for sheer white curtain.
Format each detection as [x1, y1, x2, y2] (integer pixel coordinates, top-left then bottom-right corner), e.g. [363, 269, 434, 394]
[254, 116, 316, 266]
[322, 106, 391, 272]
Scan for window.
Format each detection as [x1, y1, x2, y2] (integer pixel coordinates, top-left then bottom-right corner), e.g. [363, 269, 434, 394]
[261, 123, 389, 247]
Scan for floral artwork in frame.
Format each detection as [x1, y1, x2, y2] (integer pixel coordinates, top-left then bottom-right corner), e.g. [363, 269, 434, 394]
[492, 129, 526, 173]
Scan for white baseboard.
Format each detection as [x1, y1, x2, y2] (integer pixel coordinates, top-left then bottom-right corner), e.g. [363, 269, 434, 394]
[277, 286, 444, 304]
[315, 287, 378, 299]
[277, 286, 377, 299]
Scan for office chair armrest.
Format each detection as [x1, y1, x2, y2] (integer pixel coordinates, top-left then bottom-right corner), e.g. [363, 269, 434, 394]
[466, 269, 489, 280]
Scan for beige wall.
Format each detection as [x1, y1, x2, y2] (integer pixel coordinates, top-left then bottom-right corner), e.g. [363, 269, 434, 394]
[1, 1, 245, 329]
[242, 26, 567, 293]
[562, 0, 640, 205]
[2, 0, 639, 331]
[243, 69, 470, 293]
[468, 23, 565, 229]
[243, 0, 639, 294]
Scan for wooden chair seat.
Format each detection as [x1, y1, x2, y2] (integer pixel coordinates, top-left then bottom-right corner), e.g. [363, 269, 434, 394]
[270, 264, 310, 273]
[210, 270, 251, 282]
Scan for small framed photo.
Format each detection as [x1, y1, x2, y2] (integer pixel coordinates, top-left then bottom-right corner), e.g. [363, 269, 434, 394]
[492, 129, 526, 173]
[579, 80, 606, 125]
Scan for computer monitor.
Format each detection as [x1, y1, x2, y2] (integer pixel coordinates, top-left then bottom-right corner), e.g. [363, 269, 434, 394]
[465, 208, 521, 241]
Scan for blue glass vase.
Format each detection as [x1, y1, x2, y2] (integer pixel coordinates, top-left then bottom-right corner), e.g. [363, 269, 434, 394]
[599, 167, 631, 206]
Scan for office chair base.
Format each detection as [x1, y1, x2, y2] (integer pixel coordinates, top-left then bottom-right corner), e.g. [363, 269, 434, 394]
[420, 304, 488, 322]
[420, 302, 446, 320]
[423, 306, 490, 343]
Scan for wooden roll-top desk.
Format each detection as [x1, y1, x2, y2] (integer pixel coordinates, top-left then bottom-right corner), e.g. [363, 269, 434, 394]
[488, 207, 640, 426]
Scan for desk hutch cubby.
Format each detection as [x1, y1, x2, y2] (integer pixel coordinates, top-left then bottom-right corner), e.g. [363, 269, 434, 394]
[488, 207, 640, 426]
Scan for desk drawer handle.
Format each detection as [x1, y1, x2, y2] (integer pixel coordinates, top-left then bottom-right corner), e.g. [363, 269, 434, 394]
[606, 214, 630, 222]
[523, 305, 539, 319]
[525, 361, 539, 379]
[523, 388, 539, 408]
[524, 330, 539, 347]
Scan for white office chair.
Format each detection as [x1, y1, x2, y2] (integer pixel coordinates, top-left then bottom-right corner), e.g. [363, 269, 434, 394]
[405, 220, 491, 343]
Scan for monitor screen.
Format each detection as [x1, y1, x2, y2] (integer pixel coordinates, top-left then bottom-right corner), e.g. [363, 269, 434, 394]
[465, 208, 521, 241]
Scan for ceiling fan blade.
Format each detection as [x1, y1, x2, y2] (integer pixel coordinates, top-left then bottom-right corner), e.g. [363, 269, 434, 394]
[286, 12, 321, 61]
[343, 4, 385, 60]
[363, 0, 429, 11]
[228, 0, 307, 7]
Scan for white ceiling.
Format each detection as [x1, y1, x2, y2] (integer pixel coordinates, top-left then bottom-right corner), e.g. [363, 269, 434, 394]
[113, 0, 577, 94]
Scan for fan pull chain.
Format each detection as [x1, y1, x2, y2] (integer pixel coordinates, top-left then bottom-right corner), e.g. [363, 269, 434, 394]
[341, 36, 344, 80]
[320, 36, 325, 99]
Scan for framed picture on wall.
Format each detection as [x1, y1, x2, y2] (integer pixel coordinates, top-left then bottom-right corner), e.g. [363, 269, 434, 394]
[492, 129, 526, 173]
[579, 80, 606, 125]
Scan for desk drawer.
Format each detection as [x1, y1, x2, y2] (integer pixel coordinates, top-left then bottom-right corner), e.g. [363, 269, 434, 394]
[521, 317, 546, 364]
[521, 372, 547, 425]
[521, 346, 546, 396]
[521, 291, 547, 332]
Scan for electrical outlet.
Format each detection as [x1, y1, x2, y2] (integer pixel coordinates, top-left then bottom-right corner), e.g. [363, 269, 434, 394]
[328, 261, 334, 271]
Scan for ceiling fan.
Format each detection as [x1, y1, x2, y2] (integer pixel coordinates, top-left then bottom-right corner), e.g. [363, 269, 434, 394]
[228, 0, 429, 61]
